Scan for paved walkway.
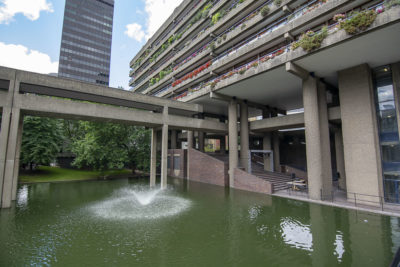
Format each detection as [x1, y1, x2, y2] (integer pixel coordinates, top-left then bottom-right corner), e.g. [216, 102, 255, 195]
[274, 188, 400, 217]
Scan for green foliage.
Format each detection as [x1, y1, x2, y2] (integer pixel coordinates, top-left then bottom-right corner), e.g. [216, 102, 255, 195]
[339, 10, 377, 35]
[274, 0, 282, 7]
[260, 6, 270, 17]
[241, 23, 247, 30]
[385, 0, 400, 9]
[292, 26, 328, 52]
[70, 121, 151, 172]
[21, 117, 63, 169]
[212, 12, 222, 25]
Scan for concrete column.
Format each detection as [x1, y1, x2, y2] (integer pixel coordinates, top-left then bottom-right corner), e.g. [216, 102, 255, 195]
[228, 99, 238, 187]
[240, 102, 249, 172]
[161, 107, 168, 189]
[187, 130, 194, 149]
[392, 63, 400, 141]
[339, 64, 383, 203]
[150, 128, 157, 187]
[0, 108, 11, 206]
[272, 132, 280, 172]
[198, 131, 205, 152]
[220, 136, 226, 154]
[303, 77, 332, 200]
[170, 130, 177, 149]
[263, 132, 272, 171]
[335, 128, 346, 190]
[11, 116, 23, 201]
[2, 108, 22, 208]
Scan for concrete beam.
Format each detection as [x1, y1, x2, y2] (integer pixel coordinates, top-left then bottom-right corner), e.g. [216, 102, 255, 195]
[13, 94, 227, 133]
[2, 67, 202, 113]
[250, 107, 341, 132]
[286, 62, 310, 80]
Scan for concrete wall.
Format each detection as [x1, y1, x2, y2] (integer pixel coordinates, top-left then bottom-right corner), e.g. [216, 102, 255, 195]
[338, 64, 383, 203]
[233, 168, 273, 194]
[187, 148, 228, 187]
[167, 149, 187, 179]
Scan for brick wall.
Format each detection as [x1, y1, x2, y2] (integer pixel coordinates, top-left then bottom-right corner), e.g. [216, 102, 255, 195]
[187, 148, 228, 187]
[234, 168, 273, 194]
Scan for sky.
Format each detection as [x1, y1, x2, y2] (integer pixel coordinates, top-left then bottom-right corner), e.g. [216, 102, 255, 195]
[0, 0, 183, 89]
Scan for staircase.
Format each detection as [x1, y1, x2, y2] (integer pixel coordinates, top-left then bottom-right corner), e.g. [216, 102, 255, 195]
[208, 153, 293, 193]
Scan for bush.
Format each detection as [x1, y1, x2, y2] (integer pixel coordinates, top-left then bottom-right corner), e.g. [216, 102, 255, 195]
[212, 12, 222, 25]
[274, 0, 282, 7]
[384, 0, 400, 9]
[261, 6, 270, 17]
[292, 26, 328, 52]
[239, 68, 247, 75]
[339, 10, 377, 35]
[222, 34, 227, 40]
[241, 23, 247, 30]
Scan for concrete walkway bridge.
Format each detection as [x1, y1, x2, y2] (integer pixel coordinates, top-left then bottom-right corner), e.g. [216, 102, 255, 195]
[0, 66, 227, 208]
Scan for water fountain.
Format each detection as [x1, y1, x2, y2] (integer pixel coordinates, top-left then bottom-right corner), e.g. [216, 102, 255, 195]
[87, 185, 191, 221]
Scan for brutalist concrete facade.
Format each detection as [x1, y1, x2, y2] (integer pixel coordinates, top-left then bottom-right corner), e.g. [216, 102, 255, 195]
[129, 0, 400, 204]
[59, 0, 114, 86]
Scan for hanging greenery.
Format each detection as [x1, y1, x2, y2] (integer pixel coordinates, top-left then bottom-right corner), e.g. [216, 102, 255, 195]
[339, 10, 377, 35]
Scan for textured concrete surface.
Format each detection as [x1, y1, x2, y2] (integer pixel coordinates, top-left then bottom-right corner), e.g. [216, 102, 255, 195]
[240, 102, 249, 172]
[338, 64, 383, 204]
[228, 100, 238, 187]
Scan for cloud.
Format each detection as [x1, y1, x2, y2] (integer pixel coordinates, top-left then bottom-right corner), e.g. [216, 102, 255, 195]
[125, 0, 183, 41]
[125, 23, 146, 42]
[0, 42, 58, 74]
[0, 0, 53, 24]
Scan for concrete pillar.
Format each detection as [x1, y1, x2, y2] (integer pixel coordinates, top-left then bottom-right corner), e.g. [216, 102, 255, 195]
[228, 99, 238, 187]
[272, 132, 280, 172]
[303, 77, 332, 200]
[161, 107, 168, 189]
[2, 108, 22, 208]
[11, 116, 23, 201]
[339, 64, 383, 203]
[150, 128, 157, 187]
[392, 63, 400, 141]
[170, 130, 177, 149]
[198, 131, 205, 152]
[240, 102, 249, 172]
[334, 128, 346, 190]
[0, 108, 11, 206]
[263, 132, 272, 171]
[220, 136, 226, 154]
[187, 131, 194, 149]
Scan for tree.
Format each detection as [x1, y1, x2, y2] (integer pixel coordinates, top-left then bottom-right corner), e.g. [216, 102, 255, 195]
[21, 116, 63, 170]
[70, 121, 151, 172]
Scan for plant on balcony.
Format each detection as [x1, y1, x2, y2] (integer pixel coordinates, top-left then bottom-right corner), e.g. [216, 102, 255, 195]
[274, 0, 282, 7]
[222, 34, 227, 41]
[333, 13, 346, 22]
[212, 12, 222, 25]
[261, 6, 270, 17]
[291, 26, 328, 52]
[339, 10, 377, 35]
[241, 23, 247, 30]
[238, 67, 247, 75]
[384, 0, 400, 9]
[172, 61, 212, 87]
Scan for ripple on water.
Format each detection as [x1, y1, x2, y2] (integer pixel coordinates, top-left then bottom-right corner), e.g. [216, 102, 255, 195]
[86, 186, 192, 221]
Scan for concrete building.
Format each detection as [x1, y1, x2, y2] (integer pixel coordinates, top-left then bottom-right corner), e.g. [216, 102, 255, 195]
[128, 0, 400, 205]
[58, 0, 114, 86]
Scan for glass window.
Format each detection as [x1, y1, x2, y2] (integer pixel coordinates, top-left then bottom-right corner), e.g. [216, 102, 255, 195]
[374, 65, 400, 203]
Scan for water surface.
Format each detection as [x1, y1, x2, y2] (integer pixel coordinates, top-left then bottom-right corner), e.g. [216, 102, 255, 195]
[0, 177, 398, 266]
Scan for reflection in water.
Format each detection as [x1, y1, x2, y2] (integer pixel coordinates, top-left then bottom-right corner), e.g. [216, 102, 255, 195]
[1, 178, 399, 266]
[334, 232, 344, 262]
[16, 185, 28, 207]
[280, 217, 313, 251]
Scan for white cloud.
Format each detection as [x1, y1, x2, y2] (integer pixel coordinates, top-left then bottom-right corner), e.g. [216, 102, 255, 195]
[125, 0, 183, 41]
[0, 42, 58, 74]
[0, 0, 53, 24]
[125, 23, 146, 42]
